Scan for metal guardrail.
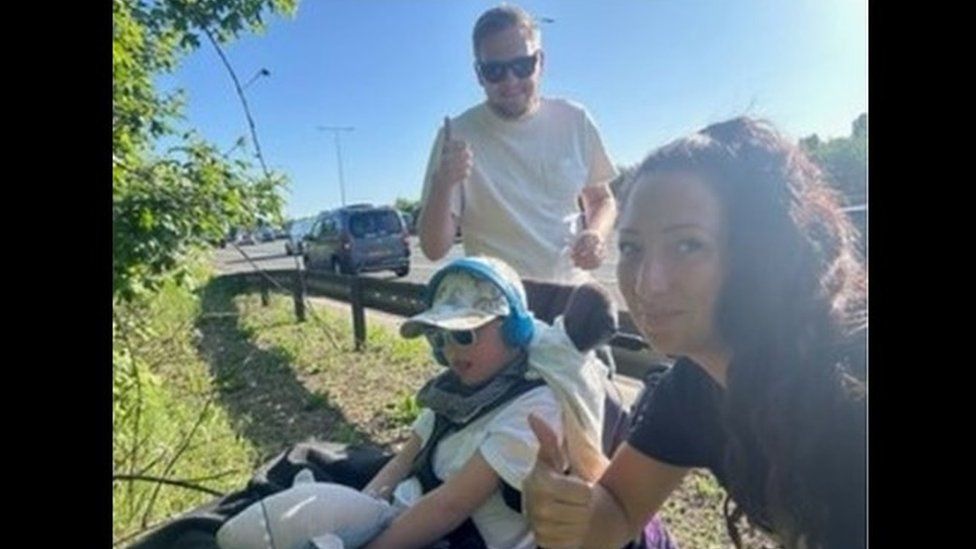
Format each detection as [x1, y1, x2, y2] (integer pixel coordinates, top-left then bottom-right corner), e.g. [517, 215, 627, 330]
[233, 204, 866, 380]
[843, 203, 867, 256]
[240, 268, 668, 380]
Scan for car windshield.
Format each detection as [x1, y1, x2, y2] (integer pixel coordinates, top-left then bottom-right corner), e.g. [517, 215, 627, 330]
[349, 211, 402, 238]
[291, 221, 309, 237]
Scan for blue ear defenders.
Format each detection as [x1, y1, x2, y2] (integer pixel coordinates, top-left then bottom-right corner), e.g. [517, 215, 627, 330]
[424, 258, 535, 365]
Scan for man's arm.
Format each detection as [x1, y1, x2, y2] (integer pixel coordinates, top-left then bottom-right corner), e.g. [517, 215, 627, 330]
[364, 450, 500, 549]
[571, 184, 616, 270]
[581, 184, 616, 238]
[417, 183, 460, 260]
[418, 117, 469, 260]
[569, 106, 619, 270]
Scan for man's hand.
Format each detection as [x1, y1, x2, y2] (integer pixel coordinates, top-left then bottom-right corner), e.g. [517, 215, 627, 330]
[432, 116, 473, 191]
[570, 229, 607, 270]
[524, 414, 593, 549]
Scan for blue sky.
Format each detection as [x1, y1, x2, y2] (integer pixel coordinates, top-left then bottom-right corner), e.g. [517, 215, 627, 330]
[158, 0, 867, 219]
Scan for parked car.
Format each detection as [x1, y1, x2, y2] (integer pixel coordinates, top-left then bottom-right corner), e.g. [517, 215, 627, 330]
[253, 226, 274, 242]
[303, 204, 410, 277]
[401, 212, 415, 235]
[238, 231, 256, 246]
[285, 219, 313, 256]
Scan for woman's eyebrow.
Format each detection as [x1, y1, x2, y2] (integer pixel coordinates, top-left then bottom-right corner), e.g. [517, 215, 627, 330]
[661, 222, 707, 234]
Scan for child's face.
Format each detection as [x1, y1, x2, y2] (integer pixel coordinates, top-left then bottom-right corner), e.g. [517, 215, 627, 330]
[440, 318, 519, 386]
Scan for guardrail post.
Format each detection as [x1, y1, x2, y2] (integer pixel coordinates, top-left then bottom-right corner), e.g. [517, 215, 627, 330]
[260, 277, 271, 307]
[351, 276, 367, 351]
[293, 270, 307, 322]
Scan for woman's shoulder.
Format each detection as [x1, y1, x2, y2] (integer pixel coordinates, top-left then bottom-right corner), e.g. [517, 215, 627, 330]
[640, 358, 723, 421]
[660, 358, 723, 396]
[628, 359, 726, 468]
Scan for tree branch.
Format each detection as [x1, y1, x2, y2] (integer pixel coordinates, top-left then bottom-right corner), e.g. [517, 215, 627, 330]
[113, 473, 225, 497]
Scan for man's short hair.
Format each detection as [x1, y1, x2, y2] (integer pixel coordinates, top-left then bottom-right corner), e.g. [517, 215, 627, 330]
[472, 4, 540, 58]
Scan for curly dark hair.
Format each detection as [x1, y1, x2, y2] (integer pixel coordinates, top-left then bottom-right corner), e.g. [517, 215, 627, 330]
[632, 117, 866, 548]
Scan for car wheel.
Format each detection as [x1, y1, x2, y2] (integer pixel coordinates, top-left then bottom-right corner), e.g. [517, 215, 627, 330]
[394, 265, 409, 277]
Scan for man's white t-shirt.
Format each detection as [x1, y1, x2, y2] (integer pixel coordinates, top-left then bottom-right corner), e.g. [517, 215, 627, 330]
[421, 98, 618, 283]
[392, 385, 563, 549]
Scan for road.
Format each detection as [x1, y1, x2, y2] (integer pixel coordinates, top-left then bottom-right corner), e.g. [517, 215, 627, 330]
[215, 235, 627, 305]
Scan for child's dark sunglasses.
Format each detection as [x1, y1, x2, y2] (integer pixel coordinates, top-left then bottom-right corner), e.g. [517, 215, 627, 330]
[477, 52, 539, 84]
[425, 328, 478, 348]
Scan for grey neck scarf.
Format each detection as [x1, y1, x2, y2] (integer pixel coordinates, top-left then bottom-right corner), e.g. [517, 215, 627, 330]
[416, 351, 533, 425]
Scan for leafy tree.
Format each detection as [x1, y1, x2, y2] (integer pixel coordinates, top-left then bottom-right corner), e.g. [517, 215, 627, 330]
[393, 196, 422, 233]
[393, 196, 421, 218]
[800, 113, 867, 205]
[113, 0, 297, 301]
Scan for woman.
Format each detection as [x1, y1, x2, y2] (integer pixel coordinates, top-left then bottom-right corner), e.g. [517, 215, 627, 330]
[524, 117, 866, 549]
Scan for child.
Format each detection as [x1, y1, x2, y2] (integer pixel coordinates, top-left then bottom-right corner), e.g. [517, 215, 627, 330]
[217, 256, 608, 549]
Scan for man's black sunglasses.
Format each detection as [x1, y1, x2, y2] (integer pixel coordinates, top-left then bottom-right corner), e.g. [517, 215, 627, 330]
[477, 52, 539, 84]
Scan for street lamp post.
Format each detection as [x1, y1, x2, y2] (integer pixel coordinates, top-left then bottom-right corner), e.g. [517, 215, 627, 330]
[243, 68, 270, 91]
[317, 126, 355, 207]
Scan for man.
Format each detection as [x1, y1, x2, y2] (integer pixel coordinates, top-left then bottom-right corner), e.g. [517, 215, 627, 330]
[418, 4, 618, 283]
